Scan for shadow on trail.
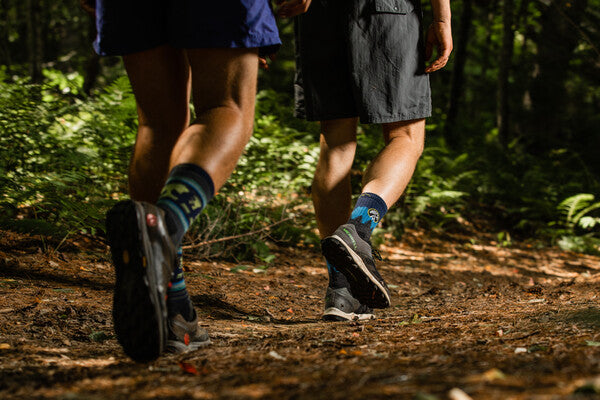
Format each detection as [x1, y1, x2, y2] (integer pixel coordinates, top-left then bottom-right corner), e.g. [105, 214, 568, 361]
[0, 259, 113, 292]
[192, 293, 320, 325]
[561, 307, 600, 329]
[0, 358, 137, 396]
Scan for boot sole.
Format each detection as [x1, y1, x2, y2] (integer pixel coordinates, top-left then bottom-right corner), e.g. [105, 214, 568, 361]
[106, 200, 167, 362]
[322, 235, 391, 308]
[322, 307, 375, 321]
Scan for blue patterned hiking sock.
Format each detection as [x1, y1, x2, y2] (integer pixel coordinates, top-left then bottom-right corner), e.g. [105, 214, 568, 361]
[157, 163, 214, 247]
[348, 192, 388, 243]
[326, 260, 351, 289]
[167, 247, 195, 322]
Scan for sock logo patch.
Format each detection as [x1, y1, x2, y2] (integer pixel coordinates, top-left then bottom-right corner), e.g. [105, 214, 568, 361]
[368, 208, 380, 224]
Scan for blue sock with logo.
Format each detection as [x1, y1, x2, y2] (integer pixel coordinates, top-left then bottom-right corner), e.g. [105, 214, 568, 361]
[167, 247, 195, 321]
[156, 163, 214, 247]
[348, 192, 388, 243]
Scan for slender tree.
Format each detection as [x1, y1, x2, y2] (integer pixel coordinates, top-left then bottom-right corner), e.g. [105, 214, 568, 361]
[497, 0, 514, 147]
[445, 0, 473, 149]
[26, 0, 42, 83]
[529, 0, 589, 152]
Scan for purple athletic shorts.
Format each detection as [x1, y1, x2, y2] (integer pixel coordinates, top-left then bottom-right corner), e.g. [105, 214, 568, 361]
[94, 0, 281, 56]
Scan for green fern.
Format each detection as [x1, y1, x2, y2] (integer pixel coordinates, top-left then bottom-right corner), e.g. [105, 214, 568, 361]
[558, 193, 600, 230]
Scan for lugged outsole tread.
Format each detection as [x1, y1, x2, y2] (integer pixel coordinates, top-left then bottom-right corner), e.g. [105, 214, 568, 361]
[321, 238, 389, 309]
[107, 201, 161, 362]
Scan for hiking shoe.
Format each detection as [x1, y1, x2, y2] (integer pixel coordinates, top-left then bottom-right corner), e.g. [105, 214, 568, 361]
[106, 200, 176, 362]
[166, 312, 211, 353]
[321, 224, 391, 308]
[323, 287, 374, 321]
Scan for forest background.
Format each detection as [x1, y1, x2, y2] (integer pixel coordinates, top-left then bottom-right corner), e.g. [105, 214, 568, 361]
[0, 0, 599, 261]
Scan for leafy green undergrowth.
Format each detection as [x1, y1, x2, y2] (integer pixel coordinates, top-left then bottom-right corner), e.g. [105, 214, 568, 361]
[0, 70, 320, 261]
[1, 69, 599, 258]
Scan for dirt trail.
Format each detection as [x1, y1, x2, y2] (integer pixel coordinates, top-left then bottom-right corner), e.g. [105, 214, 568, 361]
[1, 228, 600, 399]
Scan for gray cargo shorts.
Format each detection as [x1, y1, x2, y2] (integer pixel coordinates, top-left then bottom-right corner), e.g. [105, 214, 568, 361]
[294, 0, 431, 124]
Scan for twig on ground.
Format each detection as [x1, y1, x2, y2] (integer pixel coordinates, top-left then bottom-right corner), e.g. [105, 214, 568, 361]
[182, 217, 294, 250]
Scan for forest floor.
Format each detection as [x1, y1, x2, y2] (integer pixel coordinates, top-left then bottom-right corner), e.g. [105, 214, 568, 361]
[1, 223, 600, 400]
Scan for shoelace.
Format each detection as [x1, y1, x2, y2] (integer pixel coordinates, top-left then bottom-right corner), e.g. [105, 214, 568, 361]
[371, 247, 383, 261]
[365, 239, 383, 261]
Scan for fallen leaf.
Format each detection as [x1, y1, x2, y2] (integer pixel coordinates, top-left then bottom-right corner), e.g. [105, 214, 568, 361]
[268, 350, 286, 360]
[514, 347, 527, 354]
[482, 368, 506, 381]
[53, 288, 74, 293]
[178, 361, 199, 375]
[448, 388, 473, 400]
[414, 393, 439, 400]
[0, 343, 10, 350]
[89, 331, 111, 343]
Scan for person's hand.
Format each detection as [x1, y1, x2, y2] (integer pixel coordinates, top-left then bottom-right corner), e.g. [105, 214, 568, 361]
[259, 54, 277, 70]
[276, 0, 312, 18]
[425, 21, 453, 73]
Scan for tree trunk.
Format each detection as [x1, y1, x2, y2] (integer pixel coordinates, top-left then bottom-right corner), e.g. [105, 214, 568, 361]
[0, 0, 12, 69]
[529, 0, 588, 152]
[478, 0, 498, 82]
[26, 0, 42, 83]
[444, 0, 473, 149]
[517, 0, 530, 64]
[497, 0, 514, 147]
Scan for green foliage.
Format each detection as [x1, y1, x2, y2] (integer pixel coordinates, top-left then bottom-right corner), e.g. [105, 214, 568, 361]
[382, 145, 474, 238]
[553, 194, 600, 255]
[558, 194, 600, 231]
[230, 90, 319, 194]
[0, 70, 318, 261]
[187, 90, 320, 261]
[3, 0, 600, 261]
[0, 68, 136, 236]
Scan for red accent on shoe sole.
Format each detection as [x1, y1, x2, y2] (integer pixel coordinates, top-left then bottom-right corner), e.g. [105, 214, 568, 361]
[184, 333, 190, 346]
[146, 213, 157, 227]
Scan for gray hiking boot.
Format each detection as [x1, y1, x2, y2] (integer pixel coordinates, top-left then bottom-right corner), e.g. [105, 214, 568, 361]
[106, 200, 176, 362]
[323, 287, 375, 321]
[321, 224, 391, 308]
[166, 312, 211, 353]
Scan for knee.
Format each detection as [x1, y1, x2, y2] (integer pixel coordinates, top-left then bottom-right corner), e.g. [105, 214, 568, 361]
[319, 140, 357, 170]
[195, 102, 255, 138]
[384, 119, 425, 158]
[410, 133, 425, 158]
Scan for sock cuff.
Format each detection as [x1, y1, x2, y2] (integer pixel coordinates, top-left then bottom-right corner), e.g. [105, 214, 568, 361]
[168, 163, 215, 201]
[355, 192, 388, 215]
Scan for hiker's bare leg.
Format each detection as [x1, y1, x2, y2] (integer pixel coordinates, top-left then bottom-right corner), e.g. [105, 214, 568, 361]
[312, 118, 358, 238]
[362, 119, 426, 207]
[123, 46, 191, 203]
[169, 48, 259, 191]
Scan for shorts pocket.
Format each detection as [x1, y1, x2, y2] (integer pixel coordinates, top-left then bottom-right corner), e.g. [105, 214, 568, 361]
[372, 0, 415, 14]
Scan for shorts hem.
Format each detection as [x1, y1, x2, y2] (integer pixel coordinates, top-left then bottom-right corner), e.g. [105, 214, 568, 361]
[95, 36, 281, 57]
[360, 108, 432, 124]
[295, 110, 359, 122]
[295, 108, 432, 124]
